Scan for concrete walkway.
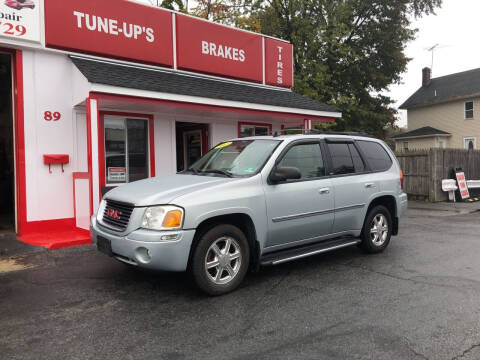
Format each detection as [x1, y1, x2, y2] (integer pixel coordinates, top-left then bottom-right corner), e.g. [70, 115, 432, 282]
[408, 200, 480, 213]
[0, 232, 44, 258]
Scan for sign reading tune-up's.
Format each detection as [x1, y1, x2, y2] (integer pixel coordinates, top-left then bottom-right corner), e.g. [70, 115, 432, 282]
[43, 0, 294, 88]
[44, 0, 173, 67]
[0, 0, 41, 43]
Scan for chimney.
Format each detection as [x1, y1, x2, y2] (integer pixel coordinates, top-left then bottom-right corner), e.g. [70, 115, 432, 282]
[422, 67, 431, 86]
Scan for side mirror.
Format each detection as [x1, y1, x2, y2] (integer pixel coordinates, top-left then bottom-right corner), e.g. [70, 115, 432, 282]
[269, 166, 301, 183]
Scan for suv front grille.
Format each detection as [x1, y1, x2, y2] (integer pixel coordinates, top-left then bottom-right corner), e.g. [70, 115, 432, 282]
[102, 199, 134, 231]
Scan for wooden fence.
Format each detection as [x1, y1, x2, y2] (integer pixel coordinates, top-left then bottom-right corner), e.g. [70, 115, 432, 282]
[395, 148, 480, 202]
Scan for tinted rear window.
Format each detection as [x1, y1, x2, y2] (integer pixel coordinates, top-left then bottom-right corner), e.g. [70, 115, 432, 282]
[349, 144, 365, 172]
[327, 143, 355, 175]
[357, 141, 392, 172]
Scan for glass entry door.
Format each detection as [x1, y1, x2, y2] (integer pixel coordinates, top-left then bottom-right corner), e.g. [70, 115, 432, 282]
[183, 129, 203, 169]
[104, 117, 149, 185]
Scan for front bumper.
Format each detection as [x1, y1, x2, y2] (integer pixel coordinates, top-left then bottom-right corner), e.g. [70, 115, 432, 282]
[91, 216, 195, 272]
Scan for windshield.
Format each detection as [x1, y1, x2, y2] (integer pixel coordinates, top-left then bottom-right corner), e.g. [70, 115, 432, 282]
[187, 140, 280, 177]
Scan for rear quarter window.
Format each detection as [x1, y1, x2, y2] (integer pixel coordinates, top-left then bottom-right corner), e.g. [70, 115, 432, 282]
[357, 140, 393, 172]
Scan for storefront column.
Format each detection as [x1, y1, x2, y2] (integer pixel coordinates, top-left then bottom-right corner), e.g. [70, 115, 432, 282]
[304, 119, 312, 132]
[86, 97, 100, 215]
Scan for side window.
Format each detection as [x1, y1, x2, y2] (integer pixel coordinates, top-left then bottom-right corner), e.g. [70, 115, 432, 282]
[349, 144, 365, 172]
[277, 143, 325, 179]
[327, 143, 355, 175]
[357, 140, 393, 172]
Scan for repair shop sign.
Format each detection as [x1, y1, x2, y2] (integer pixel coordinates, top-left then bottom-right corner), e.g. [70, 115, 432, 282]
[0, 0, 41, 43]
[176, 15, 263, 83]
[44, 0, 173, 67]
[264, 38, 293, 88]
[456, 171, 470, 199]
[108, 167, 126, 182]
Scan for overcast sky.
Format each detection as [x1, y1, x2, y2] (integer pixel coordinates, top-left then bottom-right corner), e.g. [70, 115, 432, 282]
[137, 0, 476, 128]
[389, 0, 480, 127]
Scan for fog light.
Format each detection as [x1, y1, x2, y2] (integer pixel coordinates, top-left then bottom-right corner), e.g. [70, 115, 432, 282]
[135, 247, 151, 264]
[161, 233, 180, 241]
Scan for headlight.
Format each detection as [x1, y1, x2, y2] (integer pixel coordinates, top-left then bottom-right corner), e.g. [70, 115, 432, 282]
[96, 200, 106, 222]
[141, 205, 184, 231]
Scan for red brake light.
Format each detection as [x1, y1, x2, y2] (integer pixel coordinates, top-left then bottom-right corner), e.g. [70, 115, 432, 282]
[400, 170, 404, 190]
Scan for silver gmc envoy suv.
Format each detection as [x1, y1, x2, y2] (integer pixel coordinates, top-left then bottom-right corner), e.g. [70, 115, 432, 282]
[91, 133, 407, 295]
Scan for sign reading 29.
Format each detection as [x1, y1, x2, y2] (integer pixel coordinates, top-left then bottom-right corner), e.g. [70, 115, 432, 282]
[0, 22, 26, 37]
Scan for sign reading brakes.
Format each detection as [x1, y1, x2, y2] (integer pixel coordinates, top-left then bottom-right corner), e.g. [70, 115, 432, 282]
[201, 41, 245, 62]
[176, 14, 262, 83]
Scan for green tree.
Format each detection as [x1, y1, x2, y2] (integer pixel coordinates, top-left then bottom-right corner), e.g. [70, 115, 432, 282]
[160, 0, 185, 11]
[191, 0, 261, 30]
[239, 0, 441, 138]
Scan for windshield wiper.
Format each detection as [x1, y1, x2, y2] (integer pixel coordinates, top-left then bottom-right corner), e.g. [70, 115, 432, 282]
[185, 167, 200, 175]
[200, 169, 234, 177]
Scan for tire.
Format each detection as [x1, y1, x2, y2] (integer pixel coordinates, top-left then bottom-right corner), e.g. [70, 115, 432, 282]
[360, 205, 392, 253]
[191, 224, 250, 296]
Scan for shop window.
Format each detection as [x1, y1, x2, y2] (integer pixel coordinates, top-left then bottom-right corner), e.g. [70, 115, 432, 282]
[104, 117, 149, 185]
[238, 122, 272, 137]
[465, 101, 474, 119]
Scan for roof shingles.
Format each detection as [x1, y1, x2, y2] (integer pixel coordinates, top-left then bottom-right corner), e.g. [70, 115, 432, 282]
[390, 126, 451, 139]
[71, 57, 338, 114]
[400, 68, 480, 109]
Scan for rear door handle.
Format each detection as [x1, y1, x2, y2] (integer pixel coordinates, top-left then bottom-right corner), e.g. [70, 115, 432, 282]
[365, 183, 376, 189]
[319, 188, 330, 194]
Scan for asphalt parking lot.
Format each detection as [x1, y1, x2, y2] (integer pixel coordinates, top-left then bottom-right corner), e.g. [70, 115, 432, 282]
[1, 205, 480, 360]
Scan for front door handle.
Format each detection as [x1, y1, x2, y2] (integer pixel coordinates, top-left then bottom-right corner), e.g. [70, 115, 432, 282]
[365, 183, 376, 189]
[319, 188, 330, 195]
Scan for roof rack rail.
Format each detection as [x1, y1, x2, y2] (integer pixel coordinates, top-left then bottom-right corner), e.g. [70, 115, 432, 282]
[305, 130, 374, 137]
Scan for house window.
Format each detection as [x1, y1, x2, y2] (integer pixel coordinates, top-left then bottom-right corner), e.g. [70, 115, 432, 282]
[464, 137, 476, 150]
[465, 101, 474, 119]
[238, 122, 272, 137]
[104, 117, 150, 185]
[438, 138, 446, 148]
[403, 141, 409, 151]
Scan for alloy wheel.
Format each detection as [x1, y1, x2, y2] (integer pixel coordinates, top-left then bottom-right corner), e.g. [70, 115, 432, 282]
[205, 236, 242, 285]
[370, 214, 388, 246]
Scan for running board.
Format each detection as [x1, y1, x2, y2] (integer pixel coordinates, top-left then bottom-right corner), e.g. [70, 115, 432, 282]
[260, 237, 361, 266]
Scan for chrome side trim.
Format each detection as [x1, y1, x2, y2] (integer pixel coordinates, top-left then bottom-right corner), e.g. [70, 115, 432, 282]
[272, 208, 334, 223]
[335, 204, 366, 212]
[265, 230, 356, 251]
[272, 240, 361, 265]
[271, 203, 365, 223]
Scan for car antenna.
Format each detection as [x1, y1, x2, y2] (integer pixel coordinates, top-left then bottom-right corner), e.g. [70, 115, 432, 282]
[273, 131, 279, 137]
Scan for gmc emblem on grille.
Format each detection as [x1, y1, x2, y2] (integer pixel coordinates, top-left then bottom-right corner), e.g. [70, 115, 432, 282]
[106, 208, 122, 220]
